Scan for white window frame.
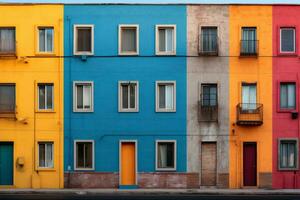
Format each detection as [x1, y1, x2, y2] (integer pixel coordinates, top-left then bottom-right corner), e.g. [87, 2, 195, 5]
[118, 24, 139, 56]
[118, 81, 139, 112]
[38, 142, 54, 169]
[37, 83, 54, 111]
[74, 140, 95, 171]
[155, 140, 177, 171]
[280, 28, 296, 53]
[37, 27, 54, 54]
[155, 81, 176, 112]
[278, 138, 299, 171]
[155, 25, 176, 55]
[73, 81, 94, 112]
[73, 24, 94, 55]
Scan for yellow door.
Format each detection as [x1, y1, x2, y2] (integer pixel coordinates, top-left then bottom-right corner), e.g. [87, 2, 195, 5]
[121, 142, 136, 185]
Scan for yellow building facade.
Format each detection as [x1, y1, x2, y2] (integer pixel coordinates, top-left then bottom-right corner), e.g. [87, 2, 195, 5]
[229, 6, 273, 188]
[0, 5, 63, 188]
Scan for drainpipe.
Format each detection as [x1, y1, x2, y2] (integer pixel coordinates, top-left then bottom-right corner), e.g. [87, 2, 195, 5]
[296, 73, 300, 189]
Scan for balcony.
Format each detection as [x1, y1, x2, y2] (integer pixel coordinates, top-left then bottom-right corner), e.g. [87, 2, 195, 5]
[240, 40, 258, 56]
[198, 101, 218, 122]
[236, 103, 263, 126]
[0, 104, 16, 118]
[198, 34, 219, 56]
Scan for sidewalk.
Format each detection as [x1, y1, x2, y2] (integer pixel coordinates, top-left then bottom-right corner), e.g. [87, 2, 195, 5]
[0, 188, 300, 195]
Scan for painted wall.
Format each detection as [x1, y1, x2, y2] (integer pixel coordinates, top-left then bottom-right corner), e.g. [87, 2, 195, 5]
[229, 5, 273, 188]
[63, 5, 187, 188]
[0, 5, 64, 188]
[187, 5, 229, 188]
[272, 5, 300, 189]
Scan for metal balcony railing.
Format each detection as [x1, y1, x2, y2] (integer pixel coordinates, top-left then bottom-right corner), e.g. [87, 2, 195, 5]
[240, 40, 258, 56]
[199, 34, 219, 56]
[236, 103, 263, 126]
[198, 100, 218, 122]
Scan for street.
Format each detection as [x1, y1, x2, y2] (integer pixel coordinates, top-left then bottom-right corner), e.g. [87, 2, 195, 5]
[0, 194, 299, 200]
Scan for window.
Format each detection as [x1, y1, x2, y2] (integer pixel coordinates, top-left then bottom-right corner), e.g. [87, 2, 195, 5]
[0, 27, 15, 54]
[242, 83, 257, 110]
[280, 83, 296, 110]
[38, 142, 53, 168]
[280, 28, 295, 53]
[38, 27, 54, 53]
[38, 83, 53, 110]
[156, 81, 176, 112]
[156, 25, 176, 55]
[279, 139, 298, 170]
[0, 84, 15, 113]
[201, 84, 217, 107]
[73, 81, 93, 112]
[74, 25, 94, 55]
[156, 140, 176, 171]
[118, 81, 139, 112]
[200, 27, 218, 53]
[241, 27, 257, 54]
[119, 25, 139, 55]
[74, 140, 94, 170]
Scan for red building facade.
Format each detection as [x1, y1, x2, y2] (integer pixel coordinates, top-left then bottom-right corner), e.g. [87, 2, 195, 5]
[273, 5, 300, 189]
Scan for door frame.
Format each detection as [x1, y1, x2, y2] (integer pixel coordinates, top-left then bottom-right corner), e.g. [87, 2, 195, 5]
[242, 142, 257, 187]
[0, 142, 14, 186]
[119, 140, 138, 186]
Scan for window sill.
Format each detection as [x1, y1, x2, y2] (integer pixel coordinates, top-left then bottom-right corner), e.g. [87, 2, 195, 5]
[156, 109, 176, 113]
[119, 109, 139, 113]
[278, 168, 298, 171]
[74, 52, 94, 56]
[155, 168, 177, 172]
[277, 53, 298, 57]
[156, 52, 176, 56]
[35, 53, 56, 57]
[36, 168, 56, 172]
[74, 168, 95, 171]
[73, 110, 94, 113]
[119, 52, 139, 56]
[35, 110, 56, 113]
[277, 109, 297, 113]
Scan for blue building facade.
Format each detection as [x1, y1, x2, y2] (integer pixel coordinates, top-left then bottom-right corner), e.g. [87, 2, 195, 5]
[64, 5, 188, 188]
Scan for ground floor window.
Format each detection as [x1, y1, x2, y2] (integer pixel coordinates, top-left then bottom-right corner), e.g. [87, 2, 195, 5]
[38, 142, 53, 168]
[279, 139, 298, 170]
[74, 140, 94, 170]
[156, 140, 176, 171]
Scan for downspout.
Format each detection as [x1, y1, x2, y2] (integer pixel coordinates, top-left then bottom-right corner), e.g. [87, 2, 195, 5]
[296, 73, 299, 189]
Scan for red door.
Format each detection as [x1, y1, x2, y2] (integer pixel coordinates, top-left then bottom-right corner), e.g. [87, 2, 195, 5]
[243, 142, 257, 186]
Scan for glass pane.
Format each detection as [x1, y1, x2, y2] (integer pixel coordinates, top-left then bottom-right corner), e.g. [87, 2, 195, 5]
[46, 85, 53, 109]
[288, 143, 295, 168]
[166, 28, 174, 52]
[281, 29, 295, 52]
[39, 85, 46, 109]
[46, 28, 53, 52]
[121, 28, 136, 52]
[85, 143, 93, 168]
[39, 144, 46, 167]
[165, 85, 174, 109]
[129, 84, 136, 109]
[280, 84, 288, 109]
[122, 85, 128, 109]
[201, 27, 217, 52]
[77, 27, 91, 52]
[76, 85, 83, 109]
[83, 85, 91, 109]
[0, 28, 15, 52]
[76, 143, 84, 168]
[159, 29, 166, 52]
[281, 143, 288, 168]
[242, 28, 256, 53]
[46, 143, 53, 168]
[159, 85, 166, 109]
[287, 84, 296, 109]
[158, 142, 174, 168]
[39, 29, 46, 52]
[210, 86, 217, 106]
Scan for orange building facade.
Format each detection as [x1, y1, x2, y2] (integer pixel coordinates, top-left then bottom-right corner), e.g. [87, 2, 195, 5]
[229, 5, 273, 188]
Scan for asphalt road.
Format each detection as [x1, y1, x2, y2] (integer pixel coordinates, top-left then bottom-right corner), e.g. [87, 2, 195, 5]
[0, 194, 299, 200]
